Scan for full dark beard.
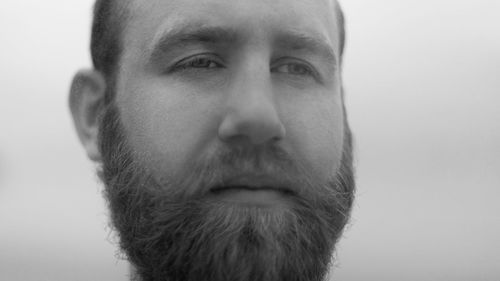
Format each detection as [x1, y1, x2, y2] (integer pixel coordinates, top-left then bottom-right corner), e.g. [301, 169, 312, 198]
[97, 103, 355, 281]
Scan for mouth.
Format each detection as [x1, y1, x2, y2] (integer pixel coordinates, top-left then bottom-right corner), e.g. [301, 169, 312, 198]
[211, 185, 293, 194]
[209, 185, 294, 205]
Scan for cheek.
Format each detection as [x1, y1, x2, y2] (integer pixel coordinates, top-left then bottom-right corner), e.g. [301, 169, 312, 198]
[285, 98, 344, 179]
[117, 79, 219, 178]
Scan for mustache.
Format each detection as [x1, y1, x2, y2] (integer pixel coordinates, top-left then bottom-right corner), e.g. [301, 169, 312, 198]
[155, 143, 303, 196]
[136, 141, 340, 208]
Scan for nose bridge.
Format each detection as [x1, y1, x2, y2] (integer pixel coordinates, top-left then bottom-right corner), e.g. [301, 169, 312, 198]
[232, 57, 271, 112]
[218, 55, 286, 145]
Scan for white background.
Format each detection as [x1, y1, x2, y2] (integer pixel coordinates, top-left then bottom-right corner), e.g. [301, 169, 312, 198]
[1, 0, 499, 280]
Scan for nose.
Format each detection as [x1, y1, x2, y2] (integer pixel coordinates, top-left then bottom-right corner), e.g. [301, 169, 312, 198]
[218, 64, 286, 145]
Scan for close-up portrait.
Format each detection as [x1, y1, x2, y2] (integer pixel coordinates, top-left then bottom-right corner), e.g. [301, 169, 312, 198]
[1, 0, 499, 281]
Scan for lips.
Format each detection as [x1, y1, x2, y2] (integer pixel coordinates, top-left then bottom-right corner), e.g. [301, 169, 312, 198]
[210, 185, 294, 196]
[208, 173, 296, 197]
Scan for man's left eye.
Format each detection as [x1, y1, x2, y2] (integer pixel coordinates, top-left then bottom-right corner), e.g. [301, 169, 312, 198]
[272, 63, 314, 76]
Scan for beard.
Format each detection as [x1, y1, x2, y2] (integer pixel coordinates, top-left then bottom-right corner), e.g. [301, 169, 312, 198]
[97, 102, 355, 281]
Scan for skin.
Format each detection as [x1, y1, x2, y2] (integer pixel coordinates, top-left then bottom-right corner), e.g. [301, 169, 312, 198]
[71, 0, 344, 207]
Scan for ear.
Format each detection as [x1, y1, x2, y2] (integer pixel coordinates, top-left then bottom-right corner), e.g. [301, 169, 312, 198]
[69, 69, 107, 162]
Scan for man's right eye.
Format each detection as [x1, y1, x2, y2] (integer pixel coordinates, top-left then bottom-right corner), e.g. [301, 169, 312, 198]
[171, 54, 224, 72]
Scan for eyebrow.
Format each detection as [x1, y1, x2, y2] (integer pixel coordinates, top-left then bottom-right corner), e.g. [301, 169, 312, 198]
[148, 23, 239, 64]
[274, 30, 338, 68]
[147, 23, 338, 69]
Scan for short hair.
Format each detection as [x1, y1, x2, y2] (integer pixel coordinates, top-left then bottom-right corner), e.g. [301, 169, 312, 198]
[90, 0, 128, 103]
[90, 0, 345, 101]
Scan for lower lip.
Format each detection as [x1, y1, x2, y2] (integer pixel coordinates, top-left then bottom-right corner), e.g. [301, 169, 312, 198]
[210, 188, 290, 206]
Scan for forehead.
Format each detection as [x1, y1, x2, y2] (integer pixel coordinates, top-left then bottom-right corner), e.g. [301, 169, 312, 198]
[122, 0, 341, 57]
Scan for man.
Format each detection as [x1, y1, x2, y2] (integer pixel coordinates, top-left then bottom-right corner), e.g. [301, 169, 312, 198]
[69, 0, 355, 280]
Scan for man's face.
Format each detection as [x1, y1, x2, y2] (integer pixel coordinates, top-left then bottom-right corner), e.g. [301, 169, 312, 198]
[116, 0, 344, 183]
[97, 0, 354, 280]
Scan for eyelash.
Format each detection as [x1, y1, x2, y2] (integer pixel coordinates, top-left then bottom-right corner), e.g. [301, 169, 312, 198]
[271, 60, 316, 77]
[171, 54, 224, 72]
[171, 54, 318, 79]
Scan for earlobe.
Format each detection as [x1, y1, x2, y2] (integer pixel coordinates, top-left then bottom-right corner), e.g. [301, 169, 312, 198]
[69, 69, 107, 162]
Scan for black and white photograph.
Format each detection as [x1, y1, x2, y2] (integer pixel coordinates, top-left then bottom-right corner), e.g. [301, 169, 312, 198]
[1, 0, 499, 280]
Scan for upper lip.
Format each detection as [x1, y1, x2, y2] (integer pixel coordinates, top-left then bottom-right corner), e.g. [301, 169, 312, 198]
[210, 173, 293, 194]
